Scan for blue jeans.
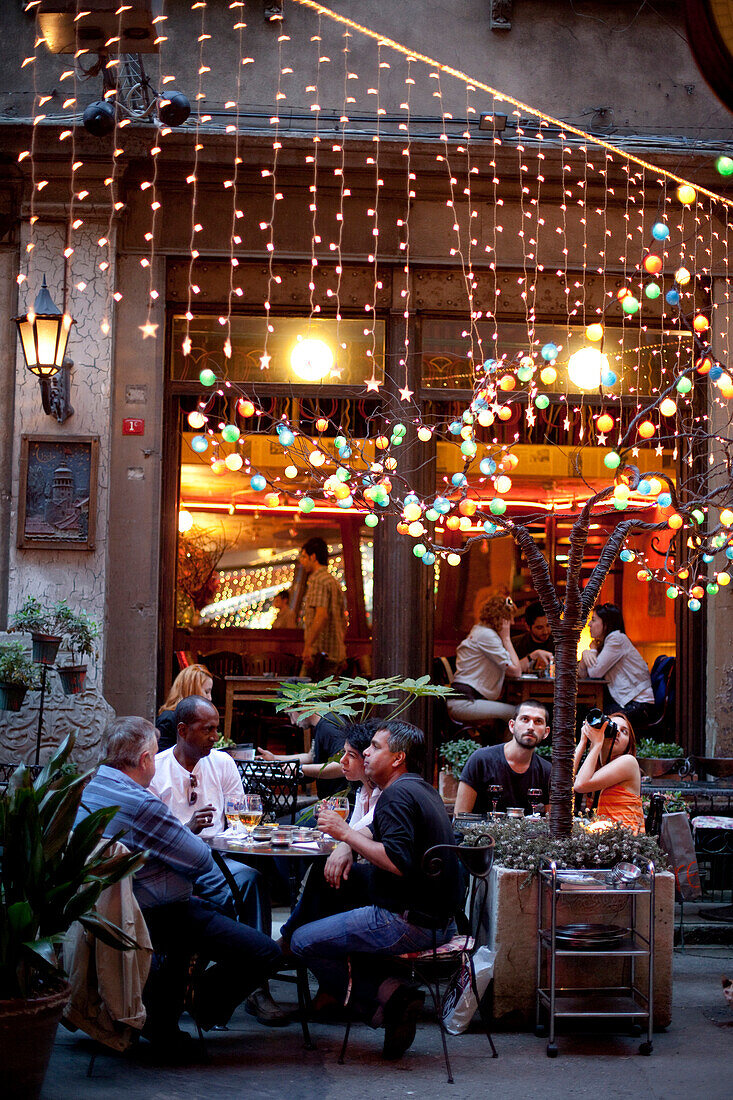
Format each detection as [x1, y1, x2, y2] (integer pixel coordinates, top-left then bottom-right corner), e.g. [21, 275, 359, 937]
[196, 857, 272, 934]
[291, 905, 456, 1025]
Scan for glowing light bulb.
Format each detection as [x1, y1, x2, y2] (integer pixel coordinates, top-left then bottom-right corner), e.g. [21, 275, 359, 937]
[568, 347, 609, 390]
[188, 410, 206, 429]
[178, 509, 193, 533]
[225, 453, 243, 471]
[290, 338, 334, 382]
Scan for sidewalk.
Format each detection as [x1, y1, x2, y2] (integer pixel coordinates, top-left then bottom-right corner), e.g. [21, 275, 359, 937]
[43, 944, 733, 1100]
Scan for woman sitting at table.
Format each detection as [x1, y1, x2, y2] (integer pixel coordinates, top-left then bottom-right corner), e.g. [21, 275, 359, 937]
[156, 663, 213, 752]
[578, 603, 656, 728]
[447, 594, 522, 729]
[573, 710, 645, 833]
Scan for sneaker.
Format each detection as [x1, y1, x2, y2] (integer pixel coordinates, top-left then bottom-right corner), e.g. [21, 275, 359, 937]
[245, 987, 294, 1027]
[382, 984, 424, 1060]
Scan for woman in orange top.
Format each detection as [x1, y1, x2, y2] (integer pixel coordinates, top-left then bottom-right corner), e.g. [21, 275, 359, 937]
[573, 710, 645, 833]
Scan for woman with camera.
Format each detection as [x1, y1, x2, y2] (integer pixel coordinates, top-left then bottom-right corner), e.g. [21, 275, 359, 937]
[578, 603, 656, 728]
[573, 710, 644, 833]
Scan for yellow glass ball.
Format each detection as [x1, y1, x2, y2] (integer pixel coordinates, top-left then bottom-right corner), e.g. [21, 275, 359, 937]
[404, 502, 422, 522]
[659, 398, 678, 417]
[446, 516, 461, 530]
[597, 414, 614, 433]
[417, 426, 433, 442]
[408, 521, 425, 537]
[498, 406, 513, 421]
[459, 517, 472, 531]
[638, 420, 655, 439]
[675, 267, 691, 286]
[264, 492, 280, 508]
[676, 184, 696, 205]
[310, 450, 326, 467]
[478, 409, 495, 427]
[447, 553, 462, 567]
[586, 323, 604, 343]
[540, 366, 557, 385]
[224, 453, 243, 471]
[717, 572, 731, 586]
[334, 483, 351, 500]
[315, 417, 329, 432]
[720, 509, 733, 526]
[285, 464, 298, 478]
[384, 457, 398, 471]
[668, 513, 683, 530]
[495, 475, 512, 494]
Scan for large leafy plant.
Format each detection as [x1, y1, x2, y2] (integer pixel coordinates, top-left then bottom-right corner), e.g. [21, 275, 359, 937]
[0, 736, 145, 1000]
[54, 601, 99, 664]
[275, 674, 454, 725]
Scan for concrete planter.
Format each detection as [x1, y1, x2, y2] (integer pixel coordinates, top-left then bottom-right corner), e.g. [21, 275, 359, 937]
[486, 865, 674, 1027]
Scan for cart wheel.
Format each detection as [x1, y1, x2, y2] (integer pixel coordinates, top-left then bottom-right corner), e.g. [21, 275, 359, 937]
[534, 1024, 547, 1037]
[629, 1023, 642, 1037]
[639, 1041, 653, 1056]
[546, 1042, 559, 1058]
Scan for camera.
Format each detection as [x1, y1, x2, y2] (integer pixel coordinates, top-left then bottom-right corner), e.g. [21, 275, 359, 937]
[586, 708, 618, 738]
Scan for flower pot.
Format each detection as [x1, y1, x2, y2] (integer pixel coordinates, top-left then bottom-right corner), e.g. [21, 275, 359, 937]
[31, 632, 62, 666]
[0, 682, 28, 711]
[0, 984, 70, 1100]
[57, 664, 87, 696]
[438, 769, 459, 803]
[638, 757, 683, 779]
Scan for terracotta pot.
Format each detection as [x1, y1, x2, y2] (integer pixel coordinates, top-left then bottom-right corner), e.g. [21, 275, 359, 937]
[31, 633, 62, 666]
[0, 682, 28, 711]
[0, 984, 70, 1100]
[57, 665, 87, 696]
[438, 769, 459, 803]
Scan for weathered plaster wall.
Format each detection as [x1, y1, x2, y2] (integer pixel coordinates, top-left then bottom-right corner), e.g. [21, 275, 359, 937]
[0, 219, 115, 762]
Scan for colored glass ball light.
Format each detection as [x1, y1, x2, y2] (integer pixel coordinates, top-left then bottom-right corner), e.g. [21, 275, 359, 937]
[199, 368, 217, 387]
[299, 496, 315, 513]
[693, 314, 709, 333]
[665, 289, 680, 305]
[676, 184, 696, 205]
[540, 366, 557, 384]
[479, 458, 496, 476]
[620, 549, 635, 563]
[644, 283, 661, 300]
[659, 398, 678, 417]
[638, 420, 655, 439]
[225, 453, 243, 472]
[221, 424, 240, 443]
[586, 323, 604, 342]
[541, 342, 559, 361]
[652, 222, 670, 240]
[644, 254, 663, 275]
[621, 295, 640, 315]
[604, 452, 621, 469]
[365, 513, 378, 527]
[191, 435, 209, 453]
[716, 155, 733, 176]
[688, 598, 701, 611]
[418, 426, 433, 442]
[249, 474, 266, 491]
[422, 552, 435, 566]
[675, 267, 691, 286]
[666, 585, 680, 600]
[597, 413, 614, 433]
[188, 410, 206, 429]
[658, 492, 672, 508]
[238, 399, 255, 418]
[676, 376, 692, 394]
[535, 394, 550, 409]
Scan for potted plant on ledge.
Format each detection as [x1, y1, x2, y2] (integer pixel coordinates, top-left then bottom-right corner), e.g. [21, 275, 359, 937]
[54, 602, 99, 695]
[9, 597, 63, 666]
[0, 640, 41, 712]
[636, 738, 685, 779]
[0, 736, 144, 1100]
[439, 737, 479, 802]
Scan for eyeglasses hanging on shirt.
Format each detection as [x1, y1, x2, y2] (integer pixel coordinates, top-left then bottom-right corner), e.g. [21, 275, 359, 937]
[188, 774, 198, 805]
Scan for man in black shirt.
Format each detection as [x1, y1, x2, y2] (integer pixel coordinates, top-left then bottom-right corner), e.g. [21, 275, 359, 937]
[257, 710, 346, 797]
[291, 720, 462, 1061]
[454, 699, 551, 815]
[513, 600, 555, 671]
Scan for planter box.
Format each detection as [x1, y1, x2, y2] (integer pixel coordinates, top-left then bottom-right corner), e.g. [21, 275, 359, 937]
[486, 865, 674, 1027]
[638, 757, 683, 779]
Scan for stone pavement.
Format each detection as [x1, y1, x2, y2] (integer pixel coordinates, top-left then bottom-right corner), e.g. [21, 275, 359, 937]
[42, 945, 733, 1100]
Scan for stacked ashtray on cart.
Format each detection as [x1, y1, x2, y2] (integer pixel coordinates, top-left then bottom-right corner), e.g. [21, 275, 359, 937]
[535, 859, 655, 1057]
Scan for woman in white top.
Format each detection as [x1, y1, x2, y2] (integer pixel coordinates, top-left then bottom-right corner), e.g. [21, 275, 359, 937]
[447, 595, 522, 728]
[579, 603, 657, 727]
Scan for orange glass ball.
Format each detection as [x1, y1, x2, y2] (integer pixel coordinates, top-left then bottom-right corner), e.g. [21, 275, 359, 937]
[315, 417, 329, 432]
[375, 435, 389, 450]
[498, 406, 513, 421]
[237, 399, 256, 418]
[638, 420, 656, 439]
[264, 492, 280, 508]
[644, 254, 663, 275]
[693, 314, 709, 333]
[499, 374, 516, 391]
[617, 287, 631, 301]
[458, 499, 477, 517]
[691, 585, 705, 599]
[597, 414, 614, 433]
[696, 356, 712, 375]
[636, 569, 651, 581]
[677, 568, 690, 580]
[396, 522, 409, 535]
[446, 515, 461, 530]
[210, 459, 227, 476]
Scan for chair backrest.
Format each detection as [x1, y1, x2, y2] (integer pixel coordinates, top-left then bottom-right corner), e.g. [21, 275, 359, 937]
[236, 759, 300, 823]
[0, 761, 43, 794]
[198, 650, 244, 679]
[423, 839, 495, 944]
[650, 655, 676, 710]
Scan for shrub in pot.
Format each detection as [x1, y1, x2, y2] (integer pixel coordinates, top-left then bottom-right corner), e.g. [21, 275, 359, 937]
[0, 641, 41, 712]
[636, 738, 684, 778]
[9, 597, 63, 666]
[439, 737, 479, 801]
[0, 736, 144, 1099]
[54, 602, 100, 695]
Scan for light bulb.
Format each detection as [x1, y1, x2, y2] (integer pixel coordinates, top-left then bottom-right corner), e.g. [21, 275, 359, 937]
[290, 338, 334, 382]
[567, 347, 609, 390]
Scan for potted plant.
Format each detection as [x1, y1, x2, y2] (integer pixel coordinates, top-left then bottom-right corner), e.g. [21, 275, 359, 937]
[275, 673, 455, 726]
[0, 640, 41, 711]
[0, 736, 144, 1100]
[439, 737, 479, 802]
[636, 738, 685, 778]
[53, 602, 99, 695]
[9, 597, 62, 666]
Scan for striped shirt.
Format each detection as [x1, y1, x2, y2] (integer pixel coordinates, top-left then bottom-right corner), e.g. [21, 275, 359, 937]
[76, 764, 215, 909]
[302, 567, 346, 663]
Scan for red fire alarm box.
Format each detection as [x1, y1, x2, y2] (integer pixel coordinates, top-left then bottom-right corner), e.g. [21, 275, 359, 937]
[122, 418, 145, 435]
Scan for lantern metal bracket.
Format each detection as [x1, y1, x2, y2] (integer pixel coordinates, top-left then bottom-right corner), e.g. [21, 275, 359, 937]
[40, 359, 74, 423]
[490, 0, 513, 31]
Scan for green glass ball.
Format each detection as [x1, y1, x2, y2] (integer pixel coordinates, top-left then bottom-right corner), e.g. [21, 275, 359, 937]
[199, 368, 217, 387]
[535, 394, 550, 410]
[221, 424, 240, 443]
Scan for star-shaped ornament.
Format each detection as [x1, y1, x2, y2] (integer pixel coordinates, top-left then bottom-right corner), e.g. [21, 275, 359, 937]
[139, 321, 158, 339]
[399, 385, 414, 401]
[365, 376, 382, 393]
[259, 353, 271, 370]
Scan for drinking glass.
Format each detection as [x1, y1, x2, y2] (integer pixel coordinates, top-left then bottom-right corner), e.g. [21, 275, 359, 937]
[528, 788, 543, 815]
[327, 796, 350, 821]
[239, 793, 263, 835]
[225, 798, 243, 832]
[489, 784, 503, 817]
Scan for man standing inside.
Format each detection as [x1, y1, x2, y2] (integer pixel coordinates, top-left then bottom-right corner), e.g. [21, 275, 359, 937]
[76, 717, 282, 1048]
[453, 699, 551, 815]
[291, 720, 462, 1061]
[150, 695, 288, 1025]
[298, 535, 347, 677]
[513, 600, 555, 671]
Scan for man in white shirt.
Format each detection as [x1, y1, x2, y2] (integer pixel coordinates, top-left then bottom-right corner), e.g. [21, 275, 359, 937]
[150, 695, 288, 1025]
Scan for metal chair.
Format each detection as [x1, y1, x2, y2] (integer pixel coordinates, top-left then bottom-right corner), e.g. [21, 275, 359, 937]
[0, 762, 42, 794]
[236, 760, 300, 824]
[337, 839, 497, 1083]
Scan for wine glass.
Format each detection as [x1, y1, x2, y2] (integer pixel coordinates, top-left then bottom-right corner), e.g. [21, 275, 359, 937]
[239, 793, 263, 837]
[327, 796, 350, 821]
[528, 788, 543, 816]
[225, 798, 243, 833]
[489, 784, 504, 817]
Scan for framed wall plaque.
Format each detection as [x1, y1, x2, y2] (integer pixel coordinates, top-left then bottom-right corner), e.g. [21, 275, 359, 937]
[17, 435, 99, 551]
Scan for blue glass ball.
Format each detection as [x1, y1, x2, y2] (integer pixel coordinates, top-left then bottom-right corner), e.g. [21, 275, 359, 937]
[541, 342, 559, 362]
[688, 598, 701, 611]
[461, 440, 477, 457]
[479, 457, 497, 476]
[666, 289, 680, 306]
[658, 492, 672, 508]
[638, 479, 651, 495]
[652, 222, 670, 241]
[434, 496, 450, 514]
[451, 473, 467, 487]
[449, 421, 463, 435]
[620, 549, 635, 562]
[191, 435, 209, 453]
[709, 365, 723, 382]
[250, 474, 266, 492]
[601, 370, 618, 387]
[703, 553, 714, 563]
[483, 521, 496, 536]
[404, 493, 420, 506]
[483, 359, 498, 373]
[726, 547, 733, 560]
[422, 551, 436, 566]
[277, 428, 295, 447]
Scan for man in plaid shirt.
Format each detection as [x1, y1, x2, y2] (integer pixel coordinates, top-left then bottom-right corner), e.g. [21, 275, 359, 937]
[299, 536, 347, 676]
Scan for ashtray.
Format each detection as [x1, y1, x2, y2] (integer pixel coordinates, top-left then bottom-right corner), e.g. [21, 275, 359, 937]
[269, 832, 291, 849]
[251, 828, 271, 844]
